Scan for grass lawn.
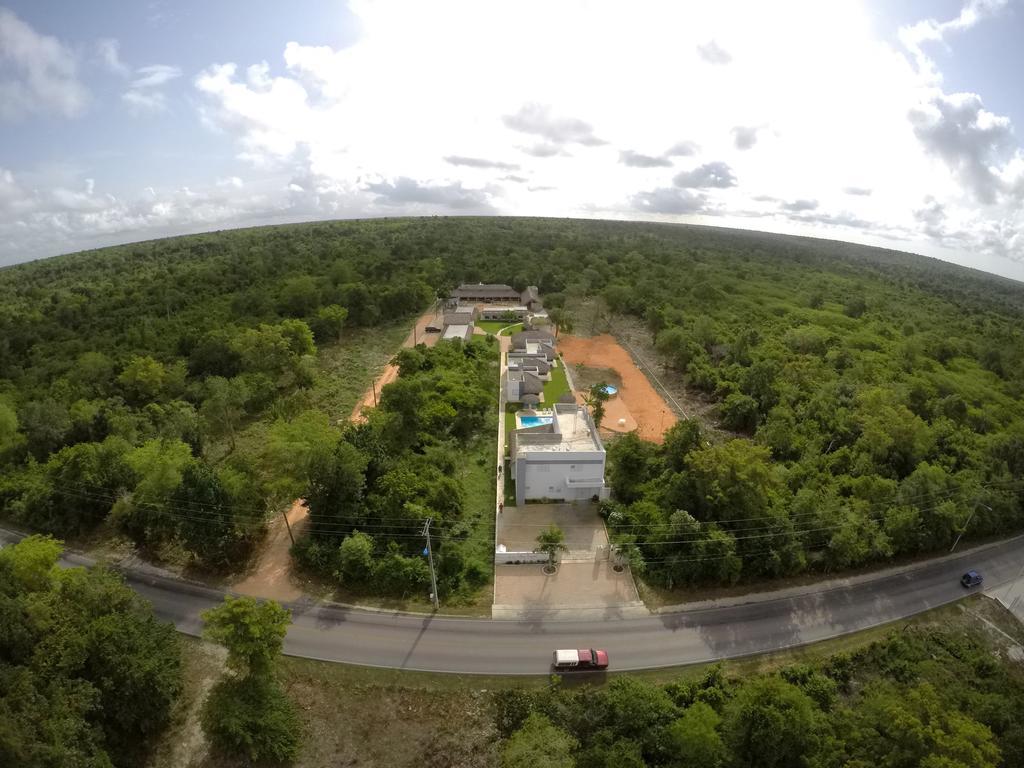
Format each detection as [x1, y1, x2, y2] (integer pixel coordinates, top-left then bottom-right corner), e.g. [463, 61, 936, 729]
[542, 361, 571, 403]
[476, 320, 523, 336]
[503, 402, 518, 450]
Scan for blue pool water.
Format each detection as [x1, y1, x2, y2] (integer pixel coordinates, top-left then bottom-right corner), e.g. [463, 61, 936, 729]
[602, 385, 618, 396]
[519, 416, 553, 428]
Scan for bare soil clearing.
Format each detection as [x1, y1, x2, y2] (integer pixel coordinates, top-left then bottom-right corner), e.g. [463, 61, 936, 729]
[558, 333, 677, 443]
[231, 499, 310, 602]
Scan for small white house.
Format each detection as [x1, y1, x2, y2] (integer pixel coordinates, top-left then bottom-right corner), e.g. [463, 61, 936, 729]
[510, 403, 608, 506]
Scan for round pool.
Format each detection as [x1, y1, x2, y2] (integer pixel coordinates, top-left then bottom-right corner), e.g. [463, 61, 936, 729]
[602, 385, 618, 396]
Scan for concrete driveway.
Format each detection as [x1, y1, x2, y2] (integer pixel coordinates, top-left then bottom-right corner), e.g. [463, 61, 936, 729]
[493, 561, 645, 619]
[496, 502, 607, 555]
[493, 501, 644, 618]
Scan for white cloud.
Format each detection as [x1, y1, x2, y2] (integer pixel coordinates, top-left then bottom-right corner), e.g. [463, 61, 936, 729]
[131, 64, 182, 89]
[4, 0, 1024, 278]
[122, 64, 182, 114]
[908, 91, 1013, 204]
[697, 40, 732, 65]
[0, 8, 88, 120]
[0, 165, 367, 266]
[96, 38, 129, 77]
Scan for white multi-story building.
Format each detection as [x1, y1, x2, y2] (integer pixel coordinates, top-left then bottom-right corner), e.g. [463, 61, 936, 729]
[510, 403, 608, 506]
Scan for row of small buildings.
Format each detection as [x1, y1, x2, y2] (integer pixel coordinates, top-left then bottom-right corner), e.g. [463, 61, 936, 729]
[440, 283, 547, 342]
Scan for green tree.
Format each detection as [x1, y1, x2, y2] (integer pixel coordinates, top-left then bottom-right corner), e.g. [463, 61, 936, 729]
[200, 376, 249, 450]
[724, 676, 820, 768]
[666, 702, 726, 768]
[117, 355, 167, 404]
[502, 712, 578, 768]
[684, 440, 781, 523]
[607, 431, 659, 504]
[18, 399, 71, 461]
[201, 596, 300, 763]
[535, 524, 568, 569]
[202, 596, 291, 678]
[311, 304, 349, 343]
[39, 566, 183, 764]
[0, 400, 24, 460]
[661, 419, 703, 472]
[0, 534, 62, 592]
[278, 275, 321, 317]
[548, 308, 573, 338]
[265, 410, 338, 502]
[584, 383, 611, 428]
[201, 675, 301, 764]
[73, 350, 115, 394]
[719, 392, 759, 432]
[603, 676, 678, 751]
[174, 462, 260, 568]
[338, 531, 375, 584]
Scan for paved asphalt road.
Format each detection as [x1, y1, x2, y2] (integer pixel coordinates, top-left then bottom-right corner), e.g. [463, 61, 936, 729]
[3, 528, 1022, 675]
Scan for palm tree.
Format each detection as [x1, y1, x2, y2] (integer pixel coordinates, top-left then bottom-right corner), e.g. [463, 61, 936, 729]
[534, 524, 568, 570]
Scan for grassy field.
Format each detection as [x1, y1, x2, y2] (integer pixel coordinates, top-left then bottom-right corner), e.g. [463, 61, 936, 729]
[204, 321, 412, 479]
[149, 596, 1024, 768]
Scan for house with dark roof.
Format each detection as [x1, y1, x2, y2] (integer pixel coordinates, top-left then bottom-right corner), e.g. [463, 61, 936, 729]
[520, 285, 542, 311]
[506, 370, 545, 402]
[450, 283, 523, 303]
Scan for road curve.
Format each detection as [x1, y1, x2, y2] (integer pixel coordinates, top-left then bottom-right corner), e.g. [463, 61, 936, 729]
[3, 528, 1022, 675]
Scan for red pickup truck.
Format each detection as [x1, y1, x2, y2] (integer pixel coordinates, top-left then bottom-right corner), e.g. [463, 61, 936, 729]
[552, 648, 609, 670]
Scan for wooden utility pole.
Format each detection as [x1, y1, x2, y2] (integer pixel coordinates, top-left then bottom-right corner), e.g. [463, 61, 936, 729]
[281, 506, 295, 546]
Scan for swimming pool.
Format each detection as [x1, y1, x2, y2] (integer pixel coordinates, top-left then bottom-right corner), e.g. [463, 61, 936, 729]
[519, 416, 554, 428]
[602, 385, 618, 396]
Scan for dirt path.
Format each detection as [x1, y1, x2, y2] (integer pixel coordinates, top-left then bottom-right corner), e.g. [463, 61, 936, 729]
[350, 306, 442, 423]
[558, 333, 677, 443]
[232, 500, 311, 602]
[234, 308, 443, 602]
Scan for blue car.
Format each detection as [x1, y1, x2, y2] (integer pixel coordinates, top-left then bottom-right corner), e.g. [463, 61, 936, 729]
[961, 570, 983, 588]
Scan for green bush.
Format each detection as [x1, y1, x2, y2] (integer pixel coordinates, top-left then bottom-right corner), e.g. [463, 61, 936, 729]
[201, 676, 300, 764]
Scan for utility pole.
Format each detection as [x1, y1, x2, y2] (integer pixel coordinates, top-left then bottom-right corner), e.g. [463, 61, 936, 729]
[372, 379, 377, 407]
[422, 518, 440, 610]
[281, 506, 295, 546]
[951, 501, 992, 552]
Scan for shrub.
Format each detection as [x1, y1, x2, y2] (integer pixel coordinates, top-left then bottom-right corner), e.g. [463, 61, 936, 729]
[202, 676, 301, 764]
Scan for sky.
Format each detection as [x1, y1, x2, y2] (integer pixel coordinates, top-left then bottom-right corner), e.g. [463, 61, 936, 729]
[1, 1, 1024, 280]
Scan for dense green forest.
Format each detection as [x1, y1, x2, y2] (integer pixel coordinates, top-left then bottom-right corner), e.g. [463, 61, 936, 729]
[0, 536, 182, 767]
[497, 622, 1024, 768]
[2, 216, 1024, 593]
[294, 338, 500, 599]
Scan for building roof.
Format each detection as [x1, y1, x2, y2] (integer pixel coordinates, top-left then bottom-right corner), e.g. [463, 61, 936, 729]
[442, 324, 471, 340]
[515, 404, 603, 454]
[451, 283, 521, 299]
[511, 330, 555, 349]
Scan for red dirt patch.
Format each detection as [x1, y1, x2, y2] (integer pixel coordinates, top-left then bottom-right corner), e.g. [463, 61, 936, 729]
[232, 499, 310, 602]
[559, 333, 677, 443]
